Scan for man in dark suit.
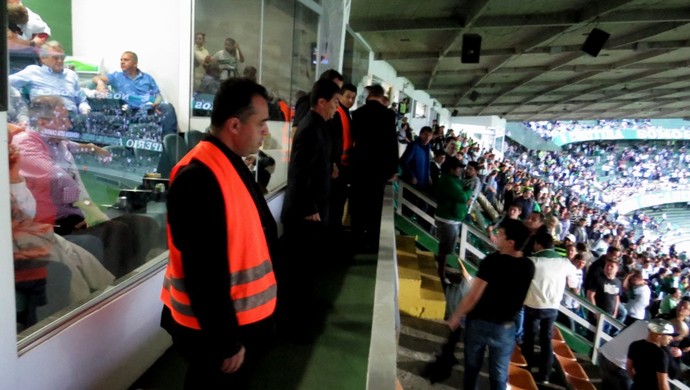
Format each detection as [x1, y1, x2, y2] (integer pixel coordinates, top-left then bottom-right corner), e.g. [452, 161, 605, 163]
[279, 79, 341, 338]
[350, 84, 398, 252]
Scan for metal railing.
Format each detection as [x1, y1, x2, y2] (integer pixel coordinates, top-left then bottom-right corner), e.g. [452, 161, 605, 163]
[395, 180, 690, 390]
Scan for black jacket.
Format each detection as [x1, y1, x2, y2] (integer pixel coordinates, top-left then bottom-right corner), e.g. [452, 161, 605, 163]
[282, 110, 332, 224]
[350, 100, 398, 182]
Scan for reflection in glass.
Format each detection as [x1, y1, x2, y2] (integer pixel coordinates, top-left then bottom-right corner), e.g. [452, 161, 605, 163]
[192, 0, 261, 117]
[8, 37, 169, 336]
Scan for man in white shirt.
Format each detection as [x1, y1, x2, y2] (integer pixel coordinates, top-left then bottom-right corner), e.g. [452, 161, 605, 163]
[523, 229, 579, 384]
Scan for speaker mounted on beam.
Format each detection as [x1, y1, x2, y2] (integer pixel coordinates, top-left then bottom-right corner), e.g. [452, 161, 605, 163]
[581, 28, 610, 57]
[461, 33, 482, 64]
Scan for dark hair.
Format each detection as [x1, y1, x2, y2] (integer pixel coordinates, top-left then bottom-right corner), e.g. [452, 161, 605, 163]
[433, 150, 446, 157]
[309, 79, 341, 108]
[466, 161, 480, 170]
[508, 203, 522, 212]
[607, 246, 621, 254]
[529, 212, 545, 222]
[499, 218, 530, 251]
[419, 126, 433, 135]
[442, 156, 462, 173]
[576, 242, 588, 251]
[365, 84, 385, 98]
[211, 78, 269, 130]
[341, 83, 357, 94]
[533, 229, 554, 250]
[319, 69, 344, 83]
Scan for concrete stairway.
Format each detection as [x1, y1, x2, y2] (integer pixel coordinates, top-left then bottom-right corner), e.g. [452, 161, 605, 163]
[397, 235, 446, 320]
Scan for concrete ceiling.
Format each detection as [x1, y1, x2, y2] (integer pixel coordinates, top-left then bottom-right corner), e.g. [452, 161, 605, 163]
[349, 0, 690, 121]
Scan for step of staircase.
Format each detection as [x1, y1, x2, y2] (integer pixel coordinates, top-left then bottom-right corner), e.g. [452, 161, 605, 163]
[397, 235, 446, 320]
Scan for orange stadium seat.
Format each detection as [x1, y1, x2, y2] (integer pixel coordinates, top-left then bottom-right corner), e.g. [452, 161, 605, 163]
[507, 365, 538, 390]
[510, 345, 528, 367]
[555, 354, 589, 381]
[552, 340, 576, 360]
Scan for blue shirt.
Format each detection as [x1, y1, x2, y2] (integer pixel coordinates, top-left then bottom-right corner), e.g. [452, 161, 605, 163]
[106, 70, 161, 108]
[9, 65, 89, 113]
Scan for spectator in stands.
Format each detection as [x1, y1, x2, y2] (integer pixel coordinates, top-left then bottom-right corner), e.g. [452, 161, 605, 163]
[211, 37, 244, 81]
[6, 0, 50, 47]
[429, 150, 445, 192]
[560, 252, 587, 332]
[93, 51, 178, 135]
[587, 257, 622, 326]
[622, 270, 651, 326]
[593, 233, 613, 258]
[571, 217, 589, 244]
[659, 288, 682, 315]
[515, 187, 536, 219]
[192, 32, 211, 91]
[448, 219, 534, 390]
[523, 230, 579, 384]
[463, 161, 482, 212]
[627, 318, 679, 390]
[585, 246, 622, 293]
[400, 126, 432, 192]
[433, 156, 472, 285]
[13, 96, 161, 276]
[9, 41, 91, 114]
[198, 60, 221, 95]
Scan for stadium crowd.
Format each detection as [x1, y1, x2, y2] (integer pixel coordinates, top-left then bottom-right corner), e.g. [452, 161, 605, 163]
[400, 125, 690, 387]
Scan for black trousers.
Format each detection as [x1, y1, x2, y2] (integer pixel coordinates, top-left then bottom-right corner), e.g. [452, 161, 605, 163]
[350, 177, 386, 249]
[163, 308, 275, 390]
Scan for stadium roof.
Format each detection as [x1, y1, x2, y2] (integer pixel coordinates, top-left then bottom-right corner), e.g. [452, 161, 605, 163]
[349, 0, 690, 121]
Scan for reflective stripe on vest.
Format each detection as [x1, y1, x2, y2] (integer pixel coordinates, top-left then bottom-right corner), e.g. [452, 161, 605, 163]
[337, 106, 352, 166]
[161, 141, 277, 328]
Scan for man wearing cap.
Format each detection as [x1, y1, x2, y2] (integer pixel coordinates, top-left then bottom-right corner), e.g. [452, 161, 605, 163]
[627, 318, 679, 390]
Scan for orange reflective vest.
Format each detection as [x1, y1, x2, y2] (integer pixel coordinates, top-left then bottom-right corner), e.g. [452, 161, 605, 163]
[161, 141, 277, 328]
[338, 106, 352, 166]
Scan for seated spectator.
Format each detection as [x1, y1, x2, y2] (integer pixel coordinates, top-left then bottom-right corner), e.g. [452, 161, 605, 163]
[93, 51, 177, 135]
[7, 0, 50, 47]
[197, 60, 221, 95]
[9, 41, 91, 114]
[10, 126, 113, 329]
[13, 96, 163, 276]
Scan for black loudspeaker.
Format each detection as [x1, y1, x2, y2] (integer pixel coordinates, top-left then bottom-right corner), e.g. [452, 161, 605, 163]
[451, 109, 459, 116]
[461, 34, 482, 63]
[581, 28, 610, 57]
[469, 91, 480, 102]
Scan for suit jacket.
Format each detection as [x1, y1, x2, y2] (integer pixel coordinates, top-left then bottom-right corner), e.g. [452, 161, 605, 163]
[281, 110, 332, 224]
[350, 100, 398, 182]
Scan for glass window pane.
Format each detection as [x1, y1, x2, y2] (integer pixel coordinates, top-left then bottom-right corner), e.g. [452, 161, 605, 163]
[8, 3, 168, 339]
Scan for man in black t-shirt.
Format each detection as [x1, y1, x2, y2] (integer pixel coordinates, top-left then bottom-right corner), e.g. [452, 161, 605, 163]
[587, 258, 622, 327]
[627, 318, 676, 390]
[448, 219, 535, 390]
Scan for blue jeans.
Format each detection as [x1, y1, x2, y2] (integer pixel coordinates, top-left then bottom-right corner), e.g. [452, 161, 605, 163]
[515, 307, 524, 343]
[523, 307, 558, 382]
[464, 317, 516, 390]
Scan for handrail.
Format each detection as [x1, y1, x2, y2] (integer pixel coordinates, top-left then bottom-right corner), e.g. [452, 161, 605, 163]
[366, 184, 399, 390]
[394, 180, 690, 390]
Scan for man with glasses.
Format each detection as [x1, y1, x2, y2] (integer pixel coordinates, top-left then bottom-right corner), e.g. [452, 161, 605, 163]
[9, 41, 91, 115]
